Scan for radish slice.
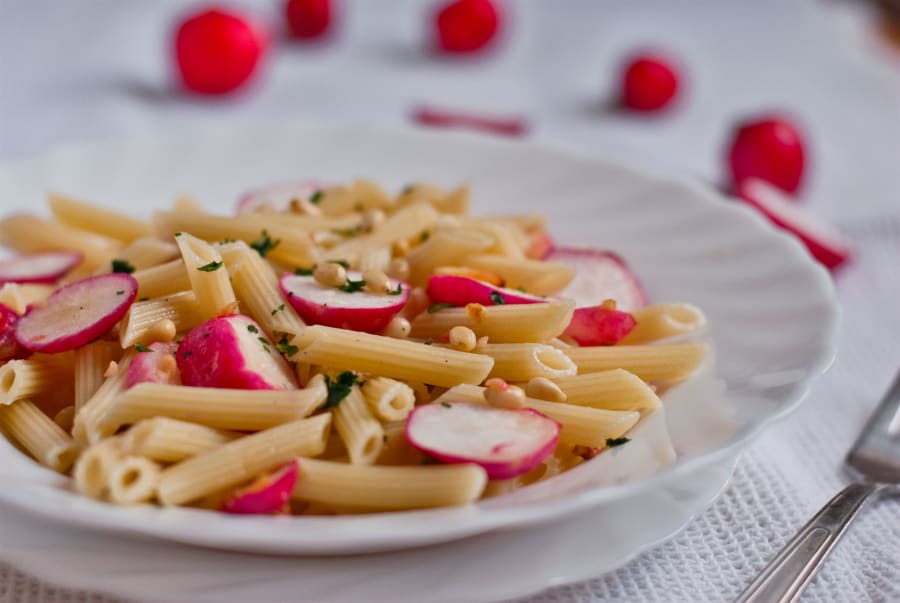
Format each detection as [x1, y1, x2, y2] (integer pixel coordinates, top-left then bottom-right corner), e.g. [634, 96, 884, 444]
[0, 303, 26, 361]
[563, 305, 637, 346]
[426, 275, 545, 307]
[738, 179, 851, 270]
[222, 461, 298, 515]
[177, 315, 297, 390]
[0, 251, 82, 285]
[524, 231, 555, 260]
[280, 271, 408, 334]
[15, 274, 138, 353]
[405, 402, 560, 480]
[545, 247, 647, 311]
[237, 181, 325, 214]
[126, 342, 180, 388]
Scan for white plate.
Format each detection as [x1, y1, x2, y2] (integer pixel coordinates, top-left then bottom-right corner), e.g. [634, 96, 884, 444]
[0, 125, 838, 555]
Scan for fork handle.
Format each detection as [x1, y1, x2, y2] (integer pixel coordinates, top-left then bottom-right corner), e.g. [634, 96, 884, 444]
[734, 482, 878, 603]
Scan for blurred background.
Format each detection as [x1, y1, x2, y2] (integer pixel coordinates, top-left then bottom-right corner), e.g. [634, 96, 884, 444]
[2, 0, 899, 225]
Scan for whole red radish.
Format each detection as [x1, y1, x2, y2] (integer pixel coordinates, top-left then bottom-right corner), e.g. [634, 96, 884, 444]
[0, 251, 82, 285]
[406, 402, 559, 479]
[620, 53, 680, 112]
[727, 116, 806, 195]
[174, 8, 268, 95]
[285, 0, 333, 39]
[177, 315, 297, 390]
[280, 271, 408, 334]
[563, 302, 636, 346]
[0, 304, 26, 361]
[126, 342, 180, 388]
[223, 461, 298, 514]
[15, 274, 138, 354]
[738, 179, 850, 270]
[434, 0, 500, 54]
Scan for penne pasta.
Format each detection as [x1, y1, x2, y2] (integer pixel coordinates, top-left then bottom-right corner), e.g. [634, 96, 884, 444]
[465, 254, 575, 296]
[132, 260, 192, 300]
[73, 436, 127, 499]
[114, 237, 181, 270]
[0, 214, 122, 272]
[361, 377, 416, 422]
[405, 229, 494, 284]
[74, 341, 120, 413]
[619, 303, 707, 345]
[174, 232, 237, 320]
[551, 369, 662, 412]
[119, 291, 204, 348]
[292, 458, 487, 510]
[107, 455, 162, 504]
[73, 350, 135, 445]
[0, 399, 79, 473]
[566, 343, 706, 382]
[288, 325, 494, 387]
[125, 417, 237, 463]
[0, 357, 73, 406]
[325, 202, 440, 265]
[410, 300, 575, 343]
[48, 192, 152, 243]
[476, 343, 577, 381]
[158, 413, 332, 505]
[0, 283, 55, 314]
[332, 386, 384, 465]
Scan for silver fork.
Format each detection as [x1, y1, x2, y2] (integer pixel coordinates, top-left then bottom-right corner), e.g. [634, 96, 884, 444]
[735, 371, 900, 603]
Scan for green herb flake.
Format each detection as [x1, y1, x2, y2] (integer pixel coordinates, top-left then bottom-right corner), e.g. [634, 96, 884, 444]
[441, 402, 452, 409]
[220, 238, 236, 244]
[516, 286, 527, 293]
[271, 304, 285, 316]
[424, 338, 434, 346]
[331, 225, 363, 237]
[182, 350, 192, 359]
[401, 184, 414, 195]
[327, 259, 350, 270]
[197, 260, 223, 272]
[174, 232, 182, 237]
[247, 324, 259, 334]
[338, 279, 367, 293]
[427, 303, 454, 314]
[115, 290, 125, 295]
[111, 259, 135, 274]
[419, 230, 430, 243]
[387, 283, 403, 296]
[249, 229, 281, 257]
[294, 266, 315, 276]
[134, 343, 152, 353]
[606, 437, 630, 448]
[138, 297, 149, 302]
[275, 334, 299, 357]
[310, 190, 324, 204]
[258, 336, 271, 352]
[489, 291, 506, 305]
[324, 371, 359, 408]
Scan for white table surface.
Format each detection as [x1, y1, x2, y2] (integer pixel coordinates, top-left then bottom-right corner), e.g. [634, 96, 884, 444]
[1, 1, 899, 602]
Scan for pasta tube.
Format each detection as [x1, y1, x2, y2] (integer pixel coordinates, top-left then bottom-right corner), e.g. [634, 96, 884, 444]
[619, 303, 707, 344]
[125, 417, 237, 462]
[566, 343, 706, 382]
[174, 232, 236, 320]
[48, 192, 152, 243]
[476, 343, 577, 381]
[107, 455, 162, 504]
[410, 300, 575, 343]
[0, 399, 79, 473]
[333, 386, 384, 465]
[551, 369, 662, 412]
[361, 377, 415, 422]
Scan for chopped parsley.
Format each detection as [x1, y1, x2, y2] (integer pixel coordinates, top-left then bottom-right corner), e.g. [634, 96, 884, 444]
[115, 290, 125, 295]
[111, 259, 135, 274]
[427, 303, 454, 314]
[328, 259, 350, 270]
[134, 343, 152, 353]
[271, 304, 285, 316]
[249, 229, 280, 257]
[338, 279, 367, 293]
[387, 283, 403, 296]
[419, 230, 430, 243]
[258, 336, 271, 352]
[197, 260, 223, 272]
[220, 238, 236, 244]
[331, 225, 363, 237]
[489, 291, 506, 305]
[424, 338, 434, 345]
[275, 334, 298, 357]
[294, 266, 315, 276]
[309, 190, 324, 204]
[324, 371, 359, 408]
[247, 324, 259, 334]
[441, 402, 452, 409]
[401, 184, 414, 195]
[174, 232, 182, 237]
[182, 350, 192, 359]
[138, 297, 149, 302]
[606, 437, 630, 448]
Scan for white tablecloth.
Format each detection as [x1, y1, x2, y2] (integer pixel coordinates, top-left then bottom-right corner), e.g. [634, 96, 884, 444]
[1, 1, 899, 601]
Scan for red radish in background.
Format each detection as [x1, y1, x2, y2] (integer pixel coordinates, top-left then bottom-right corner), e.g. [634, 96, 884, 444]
[280, 271, 408, 334]
[0, 251, 82, 285]
[426, 274, 544, 307]
[406, 402, 559, 479]
[727, 116, 806, 195]
[174, 8, 268, 95]
[738, 179, 850, 270]
[434, 0, 500, 54]
[285, 0, 333, 39]
[620, 53, 681, 112]
[236, 181, 325, 214]
[545, 248, 646, 311]
[177, 315, 297, 390]
[0, 304, 26, 361]
[223, 461, 298, 515]
[413, 106, 527, 137]
[126, 342, 180, 388]
[563, 302, 636, 346]
[15, 274, 138, 354]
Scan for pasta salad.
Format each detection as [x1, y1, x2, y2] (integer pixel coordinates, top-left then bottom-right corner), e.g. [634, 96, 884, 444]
[0, 181, 707, 514]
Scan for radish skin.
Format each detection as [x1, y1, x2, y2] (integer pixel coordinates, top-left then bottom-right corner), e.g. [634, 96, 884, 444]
[546, 247, 646, 311]
[280, 271, 408, 334]
[222, 461, 298, 514]
[563, 306, 637, 346]
[0, 303, 26, 360]
[176, 314, 297, 390]
[405, 402, 560, 479]
[426, 275, 545, 307]
[15, 273, 138, 353]
[126, 342, 180, 388]
[0, 251, 82, 285]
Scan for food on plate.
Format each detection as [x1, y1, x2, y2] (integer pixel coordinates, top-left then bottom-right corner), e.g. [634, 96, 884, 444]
[0, 179, 708, 514]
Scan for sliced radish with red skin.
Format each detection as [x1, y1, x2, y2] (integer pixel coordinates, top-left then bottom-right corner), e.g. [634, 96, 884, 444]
[564, 305, 637, 346]
[0, 303, 26, 361]
[222, 461, 297, 515]
[236, 181, 326, 214]
[524, 231, 555, 260]
[405, 402, 560, 480]
[0, 251, 82, 285]
[177, 314, 297, 390]
[126, 342, 180, 388]
[738, 179, 850, 270]
[15, 274, 138, 353]
[545, 247, 647, 311]
[426, 274, 544, 307]
[280, 271, 408, 334]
